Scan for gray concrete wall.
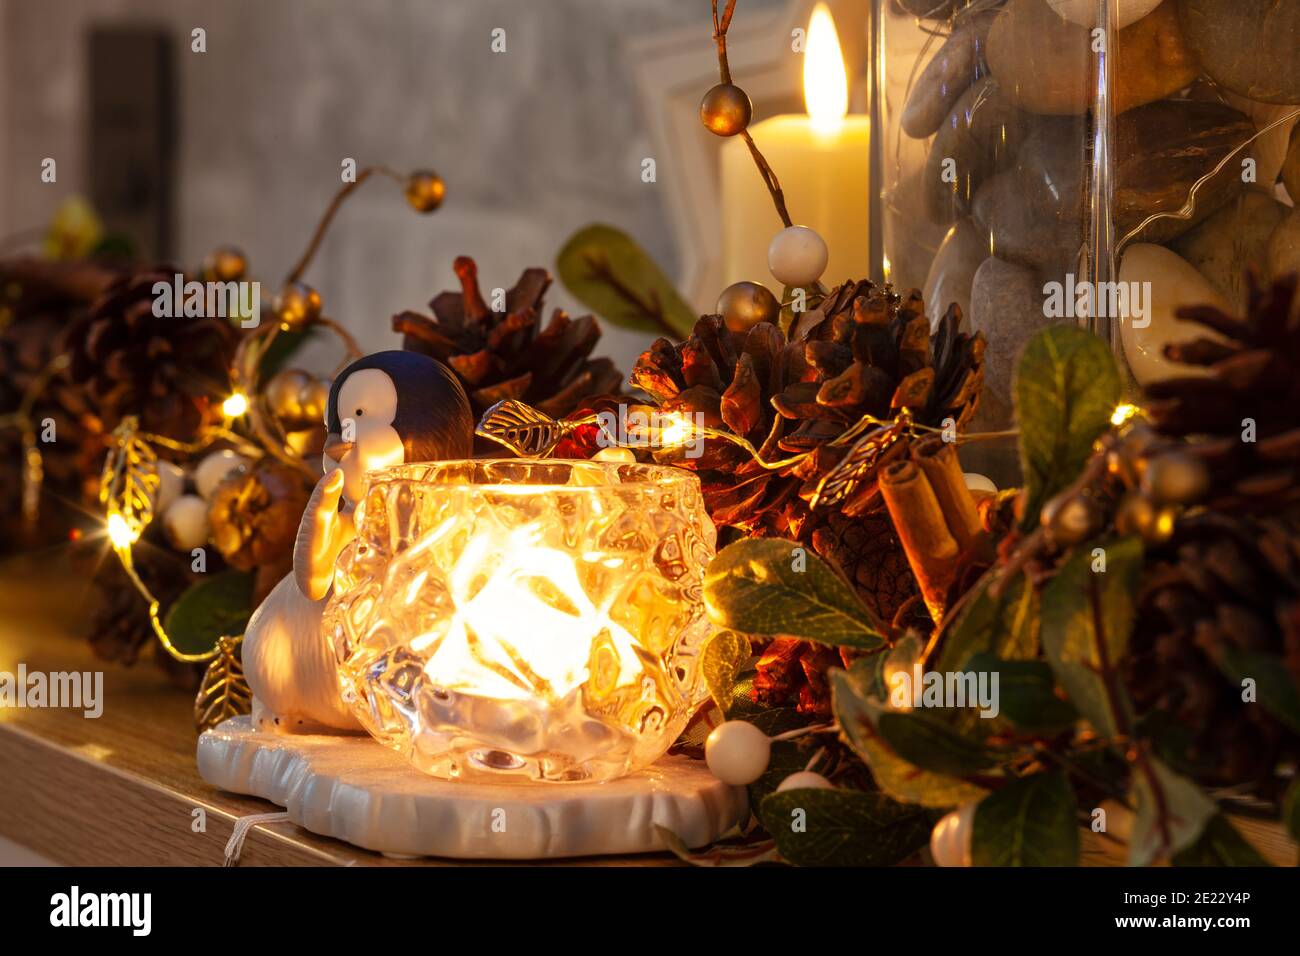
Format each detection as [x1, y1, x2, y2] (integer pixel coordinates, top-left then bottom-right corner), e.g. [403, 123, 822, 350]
[0, 0, 780, 374]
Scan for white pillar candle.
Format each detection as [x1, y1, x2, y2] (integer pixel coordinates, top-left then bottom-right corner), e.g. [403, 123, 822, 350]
[721, 3, 870, 291]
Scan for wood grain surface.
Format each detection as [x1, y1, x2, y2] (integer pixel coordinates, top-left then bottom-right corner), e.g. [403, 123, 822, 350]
[0, 553, 1293, 867]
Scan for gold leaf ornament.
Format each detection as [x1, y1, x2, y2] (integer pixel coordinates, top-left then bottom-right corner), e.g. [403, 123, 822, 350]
[810, 410, 913, 511]
[194, 635, 252, 733]
[99, 416, 161, 546]
[475, 399, 589, 458]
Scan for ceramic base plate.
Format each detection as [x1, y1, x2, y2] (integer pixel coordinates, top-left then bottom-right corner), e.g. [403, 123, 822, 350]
[197, 716, 747, 860]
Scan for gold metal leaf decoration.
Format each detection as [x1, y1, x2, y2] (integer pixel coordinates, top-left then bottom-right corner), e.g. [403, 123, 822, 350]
[475, 399, 584, 458]
[194, 635, 252, 733]
[99, 415, 161, 542]
[810, 411, 913, 511]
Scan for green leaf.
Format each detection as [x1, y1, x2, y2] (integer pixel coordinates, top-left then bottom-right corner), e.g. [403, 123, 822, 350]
[700, 630, 751, 712]
[966, 654, 1078, 731]
[875, 711, 997, 776]
[1014, 325, 1122, 530]
[163, 569, 255, 657]
[760, 788, 934, 866]
[831, 667, 988, 808]
[1128, 755, 1216, 866]
[1039, 536, 1142, 736]
[1213, 649, 1300, 736]
[935, 568, 1038, 673]
[703, 538, 884, 649]
[556, 224, 696, 338]
[971, 771, 1079, 866]
[1172, 815, 1270, 867]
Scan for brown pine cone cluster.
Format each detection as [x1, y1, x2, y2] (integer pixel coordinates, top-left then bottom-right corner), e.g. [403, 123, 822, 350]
[394, 256, 624, 426]
[0, 260, 118, 550]
[59, 267, 239, 443]
[631, 280, 985, 622]
[1124, 273, 1300, 789]
[1127, 511, 1300, 789]
[1146, 273, 1300, 513]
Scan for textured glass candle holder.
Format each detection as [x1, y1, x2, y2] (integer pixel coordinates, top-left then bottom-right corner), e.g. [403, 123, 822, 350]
[324, 459, 716, 784]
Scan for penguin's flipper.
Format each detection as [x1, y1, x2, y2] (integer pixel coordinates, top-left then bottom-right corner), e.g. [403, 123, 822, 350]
[294, 468, 347, 600]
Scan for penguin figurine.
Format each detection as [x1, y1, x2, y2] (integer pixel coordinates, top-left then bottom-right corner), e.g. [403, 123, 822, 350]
[242, 350, 473, 734]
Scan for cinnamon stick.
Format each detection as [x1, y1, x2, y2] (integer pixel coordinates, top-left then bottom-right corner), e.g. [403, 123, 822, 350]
[879, 459, 958, 622]
[912, 435, 983, 553]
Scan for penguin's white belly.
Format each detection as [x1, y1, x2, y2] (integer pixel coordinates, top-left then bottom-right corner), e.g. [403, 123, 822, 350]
[242, 573, 361, 733]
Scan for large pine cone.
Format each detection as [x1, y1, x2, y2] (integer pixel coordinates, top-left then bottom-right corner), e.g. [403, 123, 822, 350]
[1127, 511, 1300, 790]
[1146, 273, 1300, 513]
[632, 280, 985, 621]
[0, 261, 115, 551]
[59, 268, 239, 443]
[1126, 273, 1300, 790]
[394, 257, 624, 426]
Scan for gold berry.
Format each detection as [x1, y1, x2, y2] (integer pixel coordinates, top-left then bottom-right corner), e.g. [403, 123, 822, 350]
[715, 280, 780, 333]
[1115, 491, 1176, 545]
[298, 377, 330, 425]
[276, 281, 322, 331]
[1041, 491, 1102, 547]
[405, 170, 446, 213]
[700, 83, 752, 137]
[265, 368, 312, 423]
[1140, 451, 1209, 506]
[203, 245, 248, 282]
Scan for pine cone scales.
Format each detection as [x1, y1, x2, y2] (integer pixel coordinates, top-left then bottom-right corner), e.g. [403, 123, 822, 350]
[59, 268, 238, 442]
[1126, 273, 1300, 788]
[395, 256, 623, 421]
[632, 280, 985, 620]
[1128, 511, 1300, 786]
[1147, 273, 1300, 512]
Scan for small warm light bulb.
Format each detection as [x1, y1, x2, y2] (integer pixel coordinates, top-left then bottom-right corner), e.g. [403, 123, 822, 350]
[804, 3, 848, 134]
[1111, 403, 1141, 427]
[106, 512, 137, 550]
[222, 392, 249, 418]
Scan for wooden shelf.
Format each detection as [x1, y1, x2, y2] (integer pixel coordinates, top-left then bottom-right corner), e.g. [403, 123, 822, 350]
[1, 554, 1293, 867]
[0, 554, 674, 867]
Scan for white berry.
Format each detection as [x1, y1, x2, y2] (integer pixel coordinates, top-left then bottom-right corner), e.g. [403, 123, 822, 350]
[194, 449, 249, 500]
[768, 225, 828, 288]
[162, 494, 210, 551]
[930, 801, 977, 867]
[592, 447, 636, 463]
[775, 771, 832, 793]
[705, 720, 771, 786]
[963, 472, 997, 495]
[152, 460, 186, 516]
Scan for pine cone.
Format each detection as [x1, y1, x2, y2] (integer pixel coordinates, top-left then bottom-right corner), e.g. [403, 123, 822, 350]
[632, 281, 984, 617]
[208, 459, 312, 572]
[633, 281, 984, 716]
[1125, 273, 1300, 790]
[81, 540, 204, 690]
[59, 268, 239, 443]
[1146, 273, 1300, 513]
[394, 257, 624, 431]
[0, 265, 111, 551]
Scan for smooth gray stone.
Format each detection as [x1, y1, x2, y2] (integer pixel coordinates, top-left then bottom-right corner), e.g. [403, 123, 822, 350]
[967, 255, 1049, 430]
[1179, 0, 1300, 105]
[1171, 189, 1287, 308]
[923, 218, 986, 326]
[901, 11, 997, 139]
[972, 171, 1080, 276]
[924, 77, 1027, 224]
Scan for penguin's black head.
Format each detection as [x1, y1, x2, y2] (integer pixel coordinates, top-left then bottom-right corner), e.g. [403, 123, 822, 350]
[326, 350, 473, 463]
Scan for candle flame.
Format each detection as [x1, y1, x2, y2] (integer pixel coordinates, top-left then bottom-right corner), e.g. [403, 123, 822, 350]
[804, 3, 848, 134]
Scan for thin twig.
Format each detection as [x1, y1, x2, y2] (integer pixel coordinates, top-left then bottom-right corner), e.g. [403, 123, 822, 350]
[285, 165, 404, 285]
[582, 251, 681, 337]
[710, 0, 793, 228]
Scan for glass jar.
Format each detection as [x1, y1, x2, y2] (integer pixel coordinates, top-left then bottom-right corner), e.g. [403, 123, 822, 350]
[878, 0, 1299, 435]
[324, 458, 716, 783]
